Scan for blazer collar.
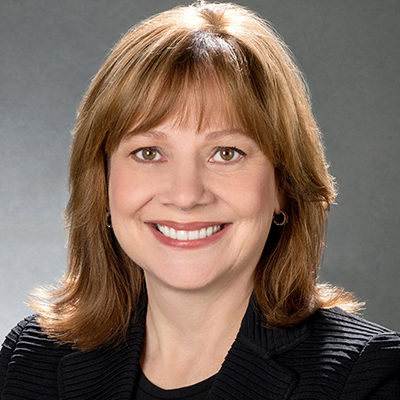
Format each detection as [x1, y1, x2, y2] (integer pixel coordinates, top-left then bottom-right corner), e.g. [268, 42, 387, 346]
[208, 295, 310, 400]
[58, 294, 310, 400]
[237, 294, 310, 355]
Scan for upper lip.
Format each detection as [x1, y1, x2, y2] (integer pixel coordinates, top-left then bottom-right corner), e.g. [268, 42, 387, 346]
[145, 220, 230, 230]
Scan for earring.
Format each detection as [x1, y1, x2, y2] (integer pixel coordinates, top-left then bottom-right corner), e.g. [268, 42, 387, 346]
[106, 211, 112, 229]
[273, 211, 288, 226]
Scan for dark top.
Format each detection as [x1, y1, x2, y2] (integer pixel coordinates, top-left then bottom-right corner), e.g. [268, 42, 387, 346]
[1, 295, 400, 399]
[134, 367, 216, 399]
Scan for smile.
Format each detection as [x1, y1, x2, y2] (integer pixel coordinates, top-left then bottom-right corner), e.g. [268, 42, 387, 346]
[146, 221, 231, 249]
[156, 224, 222, 240]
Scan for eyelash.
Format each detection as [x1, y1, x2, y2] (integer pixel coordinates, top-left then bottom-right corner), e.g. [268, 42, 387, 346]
[209, 147, 246, 163]
[131, 147, 164, 162]
[130, 146, 246, 164]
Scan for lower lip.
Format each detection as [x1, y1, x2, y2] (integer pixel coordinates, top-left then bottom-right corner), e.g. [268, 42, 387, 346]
[147, 223, 232, 249]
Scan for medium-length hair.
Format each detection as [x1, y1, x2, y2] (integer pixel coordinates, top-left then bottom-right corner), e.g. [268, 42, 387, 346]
[32, 1, 362, 350]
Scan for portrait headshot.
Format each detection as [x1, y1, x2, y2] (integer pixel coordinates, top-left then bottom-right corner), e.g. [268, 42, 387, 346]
[1, 1, 399, 399]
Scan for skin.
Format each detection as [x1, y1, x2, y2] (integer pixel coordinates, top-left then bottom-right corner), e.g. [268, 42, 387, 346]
[108, 98, 281, 389]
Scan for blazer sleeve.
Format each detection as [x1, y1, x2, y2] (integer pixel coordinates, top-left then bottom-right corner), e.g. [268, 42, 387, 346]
[0, 317, 33, 395]
[340, 331, 400, 400]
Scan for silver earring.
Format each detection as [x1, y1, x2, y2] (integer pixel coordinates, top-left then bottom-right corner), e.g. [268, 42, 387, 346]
[106, 211, 112, 229]
[273, 211, 288, 226]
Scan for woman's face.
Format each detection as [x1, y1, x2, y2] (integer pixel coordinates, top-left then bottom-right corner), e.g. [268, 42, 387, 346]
[108, 107, 281, 293]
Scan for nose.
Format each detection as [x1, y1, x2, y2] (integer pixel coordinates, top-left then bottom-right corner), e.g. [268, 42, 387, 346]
[161, 159, 213, 211]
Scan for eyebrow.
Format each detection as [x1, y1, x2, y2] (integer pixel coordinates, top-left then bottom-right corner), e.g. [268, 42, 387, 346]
[131, 129, 248, 140]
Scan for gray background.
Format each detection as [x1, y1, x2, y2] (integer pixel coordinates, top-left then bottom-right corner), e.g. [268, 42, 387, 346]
[1, 0, 399, 341]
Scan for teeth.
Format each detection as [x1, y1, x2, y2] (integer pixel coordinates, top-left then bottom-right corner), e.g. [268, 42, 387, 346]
[156, 224, 222, 241]
[169, 227, 177, 239]
[176, 230, 188, 240]
[199, 228, 207, 239]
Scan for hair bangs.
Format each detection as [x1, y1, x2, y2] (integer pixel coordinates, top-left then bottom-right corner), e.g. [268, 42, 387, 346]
[104, 28, 267, 154]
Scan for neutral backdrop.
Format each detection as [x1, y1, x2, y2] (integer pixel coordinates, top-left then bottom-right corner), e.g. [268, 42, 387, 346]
[1, 0, 399, 341]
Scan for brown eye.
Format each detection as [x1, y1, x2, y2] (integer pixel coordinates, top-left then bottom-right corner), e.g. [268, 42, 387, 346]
[131, 147, 162, 162]
[141, 149, 157, 160]
[210, 147, 246, 163]
[219, 148, 235, 161]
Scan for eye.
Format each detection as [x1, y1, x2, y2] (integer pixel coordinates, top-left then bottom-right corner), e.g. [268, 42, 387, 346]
[209, 147, 246, 163]
[130, 147, 163, 162]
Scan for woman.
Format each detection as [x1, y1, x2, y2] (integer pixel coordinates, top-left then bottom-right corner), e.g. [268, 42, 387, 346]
[1, 1, 399, 399]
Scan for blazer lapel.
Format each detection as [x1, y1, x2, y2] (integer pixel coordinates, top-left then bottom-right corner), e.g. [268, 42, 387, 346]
[57, 306, 146, 400]
[208, 296, 310, 400]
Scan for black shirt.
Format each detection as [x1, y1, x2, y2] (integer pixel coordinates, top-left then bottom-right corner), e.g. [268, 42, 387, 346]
[133, 368, 216, 400]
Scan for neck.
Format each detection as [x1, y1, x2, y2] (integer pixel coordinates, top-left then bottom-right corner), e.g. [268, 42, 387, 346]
[141, 276, 253, 388]
[146, 281, 253, 340]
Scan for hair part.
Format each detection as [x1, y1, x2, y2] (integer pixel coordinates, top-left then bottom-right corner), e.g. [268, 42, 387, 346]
[30, 1, 363, 350]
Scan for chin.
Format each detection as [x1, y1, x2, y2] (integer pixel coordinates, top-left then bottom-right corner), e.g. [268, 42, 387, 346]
[144, 266, 223, 293]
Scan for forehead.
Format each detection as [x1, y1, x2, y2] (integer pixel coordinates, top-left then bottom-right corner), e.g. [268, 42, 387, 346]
[127, 126, 249, 144]
[121, 119, 250, 152]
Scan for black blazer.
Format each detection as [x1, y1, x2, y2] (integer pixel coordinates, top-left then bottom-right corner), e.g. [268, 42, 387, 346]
[1, 296, 400, 400]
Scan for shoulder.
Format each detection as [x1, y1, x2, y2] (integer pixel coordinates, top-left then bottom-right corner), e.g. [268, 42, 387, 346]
[273, 307, 400, 398]
[311, 306, 398, 335]
[1, 315, 75, 398]
[1, 316, 37, 382]
[1, 314, 73, 354]
[308, 306, 400, 361]
[310, 306, 400, 350]
[307, 307, 400, 398]
[0, 315, 35, 358]
[1, 315, 35, 386]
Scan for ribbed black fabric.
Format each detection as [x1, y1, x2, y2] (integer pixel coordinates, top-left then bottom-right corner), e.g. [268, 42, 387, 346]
[1, 296, 399, 399]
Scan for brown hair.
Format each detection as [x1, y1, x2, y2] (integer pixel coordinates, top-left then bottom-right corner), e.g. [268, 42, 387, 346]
[31, 1, 363, 350]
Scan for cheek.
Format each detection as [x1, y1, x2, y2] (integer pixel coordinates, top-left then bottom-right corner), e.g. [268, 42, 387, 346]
[108, 161, 156, 216]
[218, 165, 278, 219]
